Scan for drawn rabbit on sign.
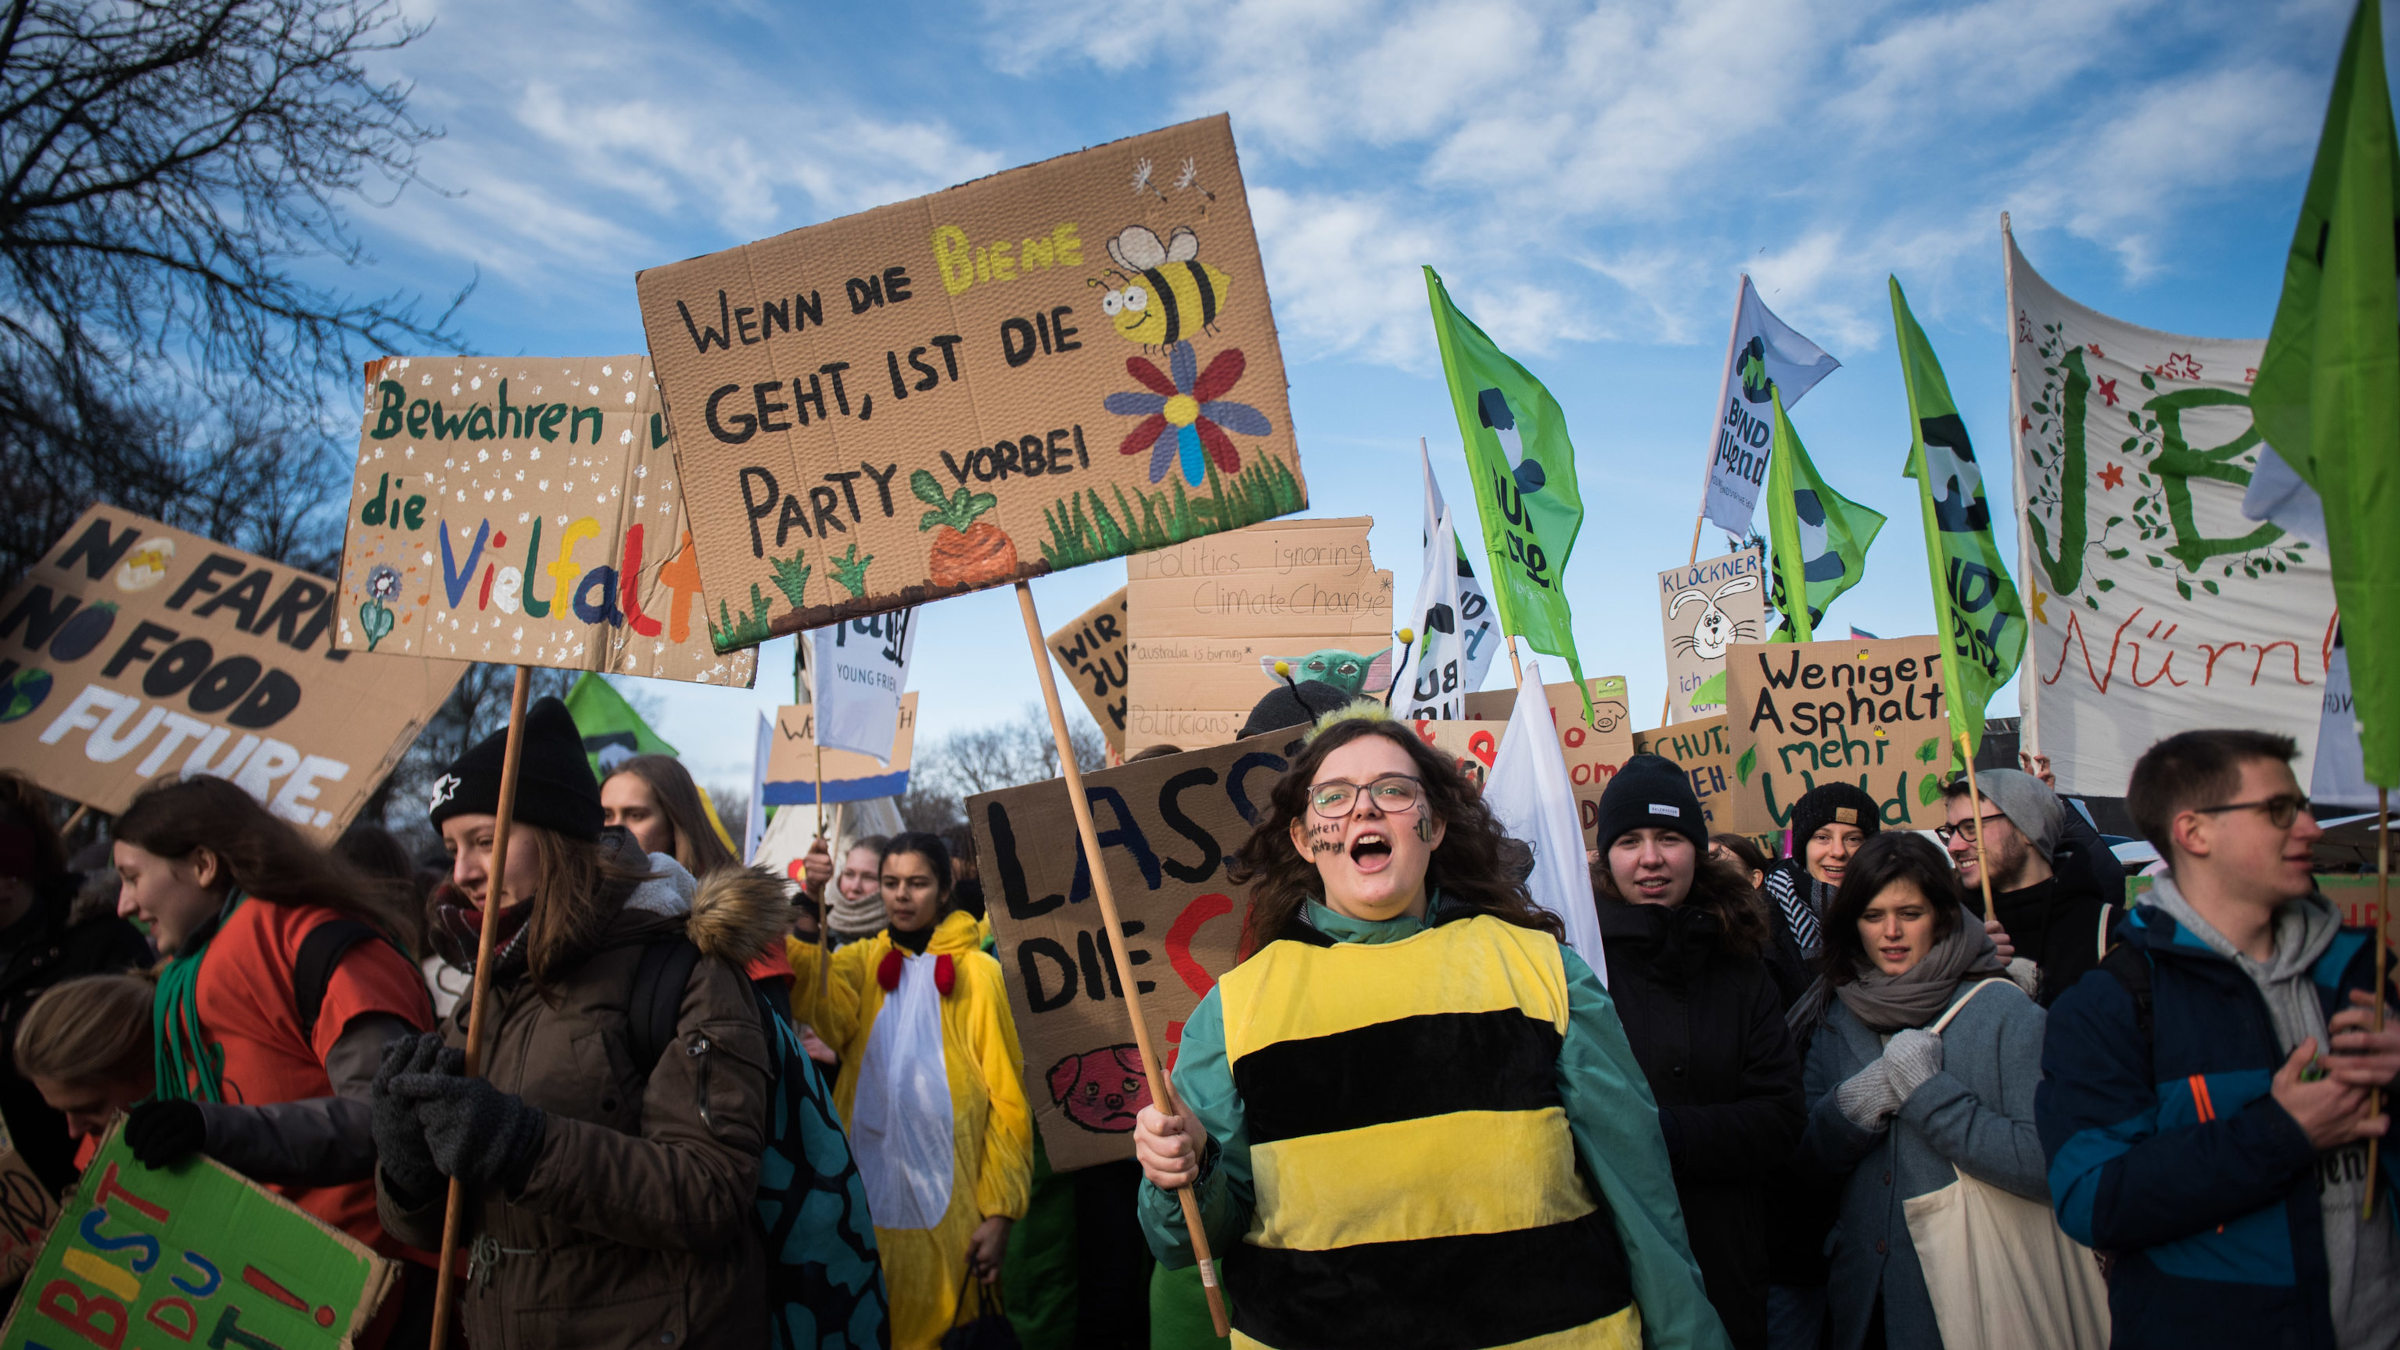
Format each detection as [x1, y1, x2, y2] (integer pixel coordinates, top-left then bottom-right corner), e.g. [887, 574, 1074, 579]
[1670, 574, 1762, 663]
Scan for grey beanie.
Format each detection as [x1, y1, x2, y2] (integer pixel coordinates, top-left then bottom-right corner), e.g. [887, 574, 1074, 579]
[1969, 768, 2064, 857]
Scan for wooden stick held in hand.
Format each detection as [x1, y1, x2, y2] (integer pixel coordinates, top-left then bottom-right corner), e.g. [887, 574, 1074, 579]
[1014, 580, 1230, 1337]
[428, 665, 532, 1350]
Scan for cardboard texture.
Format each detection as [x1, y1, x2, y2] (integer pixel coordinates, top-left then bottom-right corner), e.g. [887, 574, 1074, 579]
[1124, 518, 1394, 753]
[0, 1124, 394, 1350]
[1463, 676, 1633, 847]
[1721, 636, 1954, 834]
[0, 506, 463, 837]
[972, 727, 1323, 1170]
[0, 1149, 58, 1287]
[636, 116, 1308, 649]
[763, 693, 918, 804]
[1657, 550, 1764, 723]
[1631, 717, 1741, 834]
[1048, 588, 1130, 756]
[1405, 717, 1505, 791]
[336, 355, 756, 686]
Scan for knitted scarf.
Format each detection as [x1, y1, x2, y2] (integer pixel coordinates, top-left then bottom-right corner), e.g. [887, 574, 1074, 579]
[153, 890, 247, 1104]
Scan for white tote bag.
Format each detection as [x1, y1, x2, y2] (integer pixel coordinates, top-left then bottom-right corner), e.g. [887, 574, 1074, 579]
[1902, 980, 2111, 1350]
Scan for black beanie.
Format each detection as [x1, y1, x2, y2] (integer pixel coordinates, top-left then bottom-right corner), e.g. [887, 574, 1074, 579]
[1789, 781, 1882, 846]
[1593, 754, 1708, 854]
[427, 696, 604, 840]
[1239, 679, 1355, 739]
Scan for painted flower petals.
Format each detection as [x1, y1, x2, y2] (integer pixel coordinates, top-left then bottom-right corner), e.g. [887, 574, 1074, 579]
[1149, 421, 1179, 482]
[1192, 347, 1246, 402]
[1169, 341, 1198, 394]
[1199, 400, 1270, 436]
[1196, 418, 1242, 475]
[1126, 356, 1177, 396]
[1119, 414, 1168, 456]
[1105, 391, 1169, 416]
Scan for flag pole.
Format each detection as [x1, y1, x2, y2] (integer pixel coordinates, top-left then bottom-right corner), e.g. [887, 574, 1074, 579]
[1015, 580, 1230, 1336]
[1685, 273, 1749, 566]
[1956, 731, 1999, 923]
[2368, 784, 2390, 1219]
[429, 664, 533, 1350]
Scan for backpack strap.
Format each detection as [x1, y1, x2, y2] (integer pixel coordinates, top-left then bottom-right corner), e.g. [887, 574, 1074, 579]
[2099, 942, 2154, 1048]
[293, 919, 386, 1043]
[628, 939, 704, 1078]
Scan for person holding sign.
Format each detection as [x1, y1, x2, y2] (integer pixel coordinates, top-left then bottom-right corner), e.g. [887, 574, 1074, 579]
[1131, 704, 1731, 1350]
[802, 831, 1031, 1349]
[1794, 833, 2048, 1350]
[106, 775, 441, 1344]
[374, 697, 789, 1349]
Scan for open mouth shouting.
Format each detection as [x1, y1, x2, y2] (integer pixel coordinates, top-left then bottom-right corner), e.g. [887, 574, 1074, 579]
[1348, 828, 1394, 874]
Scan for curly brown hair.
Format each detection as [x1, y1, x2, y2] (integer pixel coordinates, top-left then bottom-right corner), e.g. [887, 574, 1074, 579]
[1229, 715, 1563, 955]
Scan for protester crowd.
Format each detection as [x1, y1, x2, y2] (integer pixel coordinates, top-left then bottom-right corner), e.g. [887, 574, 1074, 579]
[0, 667, 2391, 1350]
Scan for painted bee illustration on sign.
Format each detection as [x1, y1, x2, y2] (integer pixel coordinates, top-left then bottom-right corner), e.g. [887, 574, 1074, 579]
[1098, 224, 1231, 349]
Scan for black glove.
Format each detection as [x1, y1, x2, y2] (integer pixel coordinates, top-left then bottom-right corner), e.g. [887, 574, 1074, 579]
[391, 1065, 547, 1193]
[371, 1032, 448, 1204]
[124, 1099, 207, 1169]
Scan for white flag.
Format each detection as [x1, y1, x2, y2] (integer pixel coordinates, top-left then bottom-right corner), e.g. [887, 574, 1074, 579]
[807, 608, 917, 765]
[743, 711, 770, 865]
[1482, 661, 1605, 978]
[1700, 275, 1840, 536]
[1401, 445, 1497, 718]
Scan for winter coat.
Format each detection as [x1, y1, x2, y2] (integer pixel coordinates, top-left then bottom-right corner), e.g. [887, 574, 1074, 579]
[378, 857, 789, 1350]
[812, 909, 1032, 1350]
[2038, 895, 2400, 1350]
[1597, 892, 1805, 1350]
[1756, 857, 1840, 1290]
[1987, 872, 2120, 1009]
[0, 876, 150, 1193]
[1799, 975, 2049, 1350]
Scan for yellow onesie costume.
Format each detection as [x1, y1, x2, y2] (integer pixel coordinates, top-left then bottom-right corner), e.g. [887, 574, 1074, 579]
[803, 911, 1032, 1348]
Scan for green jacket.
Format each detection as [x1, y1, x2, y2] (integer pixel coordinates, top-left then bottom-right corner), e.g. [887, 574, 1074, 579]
[1137, 899, 1731, 1350]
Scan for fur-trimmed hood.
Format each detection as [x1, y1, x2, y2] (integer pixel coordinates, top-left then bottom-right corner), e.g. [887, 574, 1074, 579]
[684, 864, 793, 965]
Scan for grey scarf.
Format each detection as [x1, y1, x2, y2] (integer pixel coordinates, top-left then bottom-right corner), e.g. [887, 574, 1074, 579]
[1834, 904, 2009, 1032]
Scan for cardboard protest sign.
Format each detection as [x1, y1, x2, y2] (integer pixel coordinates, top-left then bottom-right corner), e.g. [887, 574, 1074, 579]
[972, 728, 1316, 1169]
[637, 116, 1307, 649]
[1657, 550, 1764, 722]
[0, 1126, 395, 1350]
[0, 1148, 58, 1286]
[1124, 518, 1394, 753]
[763, 693, 918, 805]
[1722, 636, 1954, 834]
[336, 355, 756, 686]
[1463, 676, 1634, 847]
[1631, 717, 1740, 833]
[0, 507, 462, 835]
[1048, 588, 1129, 756]
[1406, 718, 1504, 790]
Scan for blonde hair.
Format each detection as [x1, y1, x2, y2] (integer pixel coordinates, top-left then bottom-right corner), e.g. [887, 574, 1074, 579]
[16, 974, 154, 1087]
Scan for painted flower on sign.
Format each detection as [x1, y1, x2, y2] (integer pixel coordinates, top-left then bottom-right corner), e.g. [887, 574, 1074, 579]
[1104, 341, 1272, 487]
[359, 563, 402, 651]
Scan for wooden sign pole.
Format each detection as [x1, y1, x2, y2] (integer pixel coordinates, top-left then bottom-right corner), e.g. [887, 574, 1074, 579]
[806, 647, 835, 1032]
[1014, 580, 1230, 1336]
[2367, 785, 2390, 1219]
[58, 804, 88, 837]
[428, 664, 533, 1350]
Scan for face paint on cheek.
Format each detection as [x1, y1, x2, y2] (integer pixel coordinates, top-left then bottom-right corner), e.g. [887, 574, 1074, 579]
[1306, 821, 1344, 857]
[1415, 815, 1436, 843]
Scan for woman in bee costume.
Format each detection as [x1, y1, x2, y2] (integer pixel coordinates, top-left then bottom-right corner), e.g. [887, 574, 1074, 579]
[1133, 703, 1731, 1350]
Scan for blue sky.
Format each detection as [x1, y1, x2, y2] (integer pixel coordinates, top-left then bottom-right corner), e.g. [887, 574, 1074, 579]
[339, 0, 2379, 794]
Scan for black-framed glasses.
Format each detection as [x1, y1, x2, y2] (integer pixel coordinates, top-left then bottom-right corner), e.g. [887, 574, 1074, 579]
[1307, 776, 1425, 819]
[2193, 793, 2311, 830]
[1935, 813, 2010, 844]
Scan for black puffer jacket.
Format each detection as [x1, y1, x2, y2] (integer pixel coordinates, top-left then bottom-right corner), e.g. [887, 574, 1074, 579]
[1596, 880, 1803, 1350]
[0, 875, 152, 1192]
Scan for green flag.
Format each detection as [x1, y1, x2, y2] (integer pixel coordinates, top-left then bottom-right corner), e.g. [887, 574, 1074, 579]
[1424, 266, 1591, 719]
[1764, 388, 1886, 643]
[564, 672, 678, 782]
[2253, 0, 2400, 788]
[1891, 277, 2028, 758]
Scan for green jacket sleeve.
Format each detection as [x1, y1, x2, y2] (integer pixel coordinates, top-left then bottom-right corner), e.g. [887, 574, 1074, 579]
[1136, 985, 1252, 1266]
[1557, 945, 1733, 1350]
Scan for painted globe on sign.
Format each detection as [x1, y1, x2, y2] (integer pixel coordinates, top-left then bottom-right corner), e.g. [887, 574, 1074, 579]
[0, 668, 53, 723]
